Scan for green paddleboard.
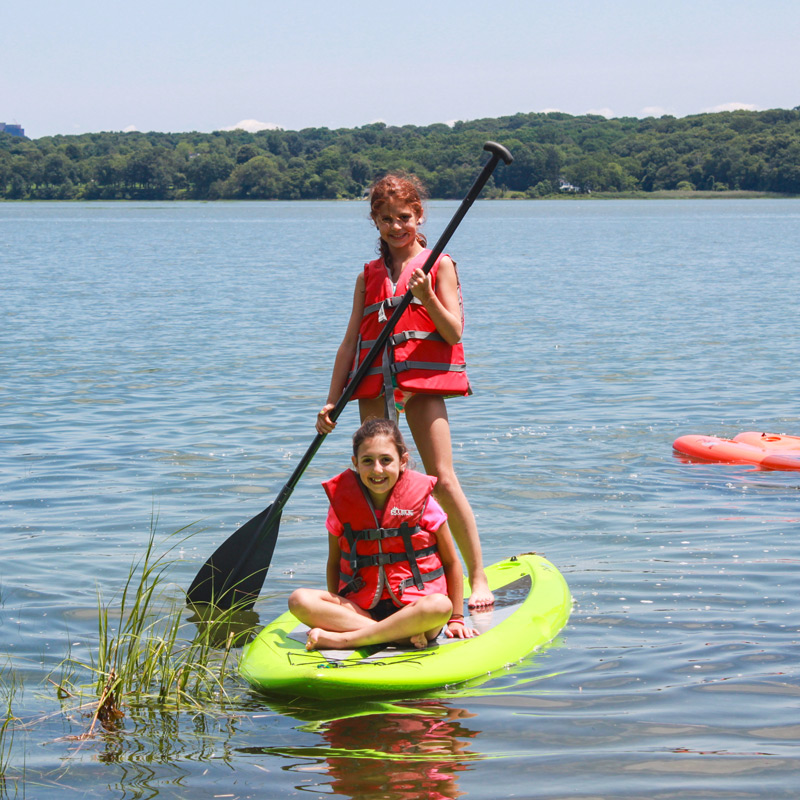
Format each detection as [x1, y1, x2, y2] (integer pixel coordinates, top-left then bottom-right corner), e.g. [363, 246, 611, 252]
[239, 553, 571, 700]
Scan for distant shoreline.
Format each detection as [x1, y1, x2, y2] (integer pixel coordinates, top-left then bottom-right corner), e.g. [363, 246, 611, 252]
[3, 108, 800, 201]
[2, 190, 797, 203]
[563, 189, 796, 200]
[497, 188, 796, 200]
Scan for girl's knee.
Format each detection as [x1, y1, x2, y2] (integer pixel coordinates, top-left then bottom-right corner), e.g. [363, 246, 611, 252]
[420, 592, 452, 617]
[288, 588, 315, 614]
[431, 471, 461, 500]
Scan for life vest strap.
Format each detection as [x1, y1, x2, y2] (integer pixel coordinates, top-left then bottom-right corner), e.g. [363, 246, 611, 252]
[363, 296, 422, 318]
[339, 519, 440, 597]
[341, 523, 423, 547]
[339, 563, 445, 598]
[393, 361, 467, 374]
[398, 519, 425, 590]
[397, 565, 445, 593]
[347, 359, 465, 380]
[344, 544, 438, 572]
[356, 329, 443, 352]
[389, 330, 445, 346]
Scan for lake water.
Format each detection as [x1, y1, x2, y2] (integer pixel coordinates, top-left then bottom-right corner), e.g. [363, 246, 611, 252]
[1, 197, 799, 798]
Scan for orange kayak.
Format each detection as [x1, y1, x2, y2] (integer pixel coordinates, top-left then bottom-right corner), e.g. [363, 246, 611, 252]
[673, 431, 800, 470]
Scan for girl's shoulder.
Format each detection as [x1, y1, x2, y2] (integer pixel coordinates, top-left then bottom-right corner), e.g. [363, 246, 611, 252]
[422, 494, 448, 531]
[434, 253, 457, 275]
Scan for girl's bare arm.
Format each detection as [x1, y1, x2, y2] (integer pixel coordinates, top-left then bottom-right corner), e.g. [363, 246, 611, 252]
[326, 533, 341, 594]
[408, 256, 463, 344]
[435, 520, 478, 639]
[317, 273, 366, 433]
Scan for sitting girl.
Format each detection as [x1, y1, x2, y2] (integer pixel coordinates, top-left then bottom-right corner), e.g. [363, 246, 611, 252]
[289, 418, 478, 650]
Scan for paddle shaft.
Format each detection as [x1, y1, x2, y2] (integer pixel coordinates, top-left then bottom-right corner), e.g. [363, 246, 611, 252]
[268, 142, 512, 513]
[187, 141, 512, 607]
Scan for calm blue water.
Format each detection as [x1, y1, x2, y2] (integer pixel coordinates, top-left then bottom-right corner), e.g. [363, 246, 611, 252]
[2, 198, 799, 798]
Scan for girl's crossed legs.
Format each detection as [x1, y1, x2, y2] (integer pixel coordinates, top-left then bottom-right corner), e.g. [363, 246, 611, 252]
[288, 588, 451, 650]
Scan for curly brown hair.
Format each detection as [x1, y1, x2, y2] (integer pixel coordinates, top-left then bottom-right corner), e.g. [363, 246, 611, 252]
[368, 173, 428, 266]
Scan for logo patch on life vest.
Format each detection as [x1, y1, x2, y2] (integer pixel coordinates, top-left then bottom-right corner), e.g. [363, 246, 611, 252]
[389, 506, 414, 517]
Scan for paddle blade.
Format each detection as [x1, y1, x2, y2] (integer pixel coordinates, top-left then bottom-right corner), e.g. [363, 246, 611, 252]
[186, 504, 282, 610]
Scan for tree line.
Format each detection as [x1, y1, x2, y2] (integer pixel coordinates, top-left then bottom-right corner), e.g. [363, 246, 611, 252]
[2, 107, 800, 201]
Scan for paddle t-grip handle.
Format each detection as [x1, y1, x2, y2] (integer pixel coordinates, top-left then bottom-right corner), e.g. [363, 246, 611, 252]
[483, 141, 513, 165]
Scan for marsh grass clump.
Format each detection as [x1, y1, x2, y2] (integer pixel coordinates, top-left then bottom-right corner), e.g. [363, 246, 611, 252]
[0, 664, 20, 792]
[59, 529, 257, 738]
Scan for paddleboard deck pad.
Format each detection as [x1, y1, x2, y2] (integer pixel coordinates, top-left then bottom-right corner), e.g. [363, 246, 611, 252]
[239, 553, 571, 699]
[673, 431, 800, 470]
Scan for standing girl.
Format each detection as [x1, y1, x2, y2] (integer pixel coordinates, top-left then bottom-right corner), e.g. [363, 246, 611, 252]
[315, 174, 493, 608]
[289, 418, 477, 650]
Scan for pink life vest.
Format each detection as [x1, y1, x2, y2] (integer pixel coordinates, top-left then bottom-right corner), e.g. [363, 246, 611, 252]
[322, 468, 448, 610]
[348, 249, 470, 400]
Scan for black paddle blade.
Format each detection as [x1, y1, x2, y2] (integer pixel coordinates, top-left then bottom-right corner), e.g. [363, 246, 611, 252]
[186, 504, 282, 610]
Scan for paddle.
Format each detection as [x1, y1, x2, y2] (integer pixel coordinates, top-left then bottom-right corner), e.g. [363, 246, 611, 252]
[187, 141, 513, 610]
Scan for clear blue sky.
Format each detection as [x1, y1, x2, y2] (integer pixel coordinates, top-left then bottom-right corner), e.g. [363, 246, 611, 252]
[3, 0, 799, 139]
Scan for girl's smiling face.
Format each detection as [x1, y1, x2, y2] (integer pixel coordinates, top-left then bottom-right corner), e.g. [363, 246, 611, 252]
[373, 199, 422, 253]
[352, 434, 408, 507]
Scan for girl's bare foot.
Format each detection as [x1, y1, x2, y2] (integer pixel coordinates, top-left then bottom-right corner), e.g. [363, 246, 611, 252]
[306, 627, 348, 651]
[306, 628, 322, 651]
[467, 576, 495, 609]
[409, 632, 429, 649]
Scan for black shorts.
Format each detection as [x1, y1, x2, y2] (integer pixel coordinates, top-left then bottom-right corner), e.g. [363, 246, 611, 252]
[369, 598, 401, 621]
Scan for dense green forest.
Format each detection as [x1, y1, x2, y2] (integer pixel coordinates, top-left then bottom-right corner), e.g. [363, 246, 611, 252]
[2, 108, 800, 200]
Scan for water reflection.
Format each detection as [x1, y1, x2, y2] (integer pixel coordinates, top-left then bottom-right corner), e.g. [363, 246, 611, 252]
[239, 699, 482, 799]
[184, 603, 261, 649]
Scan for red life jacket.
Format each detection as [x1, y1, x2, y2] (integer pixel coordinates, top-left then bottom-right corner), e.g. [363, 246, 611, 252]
[322, 468, 448, 610]
[348, 249, 471, 400]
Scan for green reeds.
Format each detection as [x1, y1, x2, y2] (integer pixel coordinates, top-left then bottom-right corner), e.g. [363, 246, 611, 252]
[0, 664, 19, 792]
[62, 527, 257, 735]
